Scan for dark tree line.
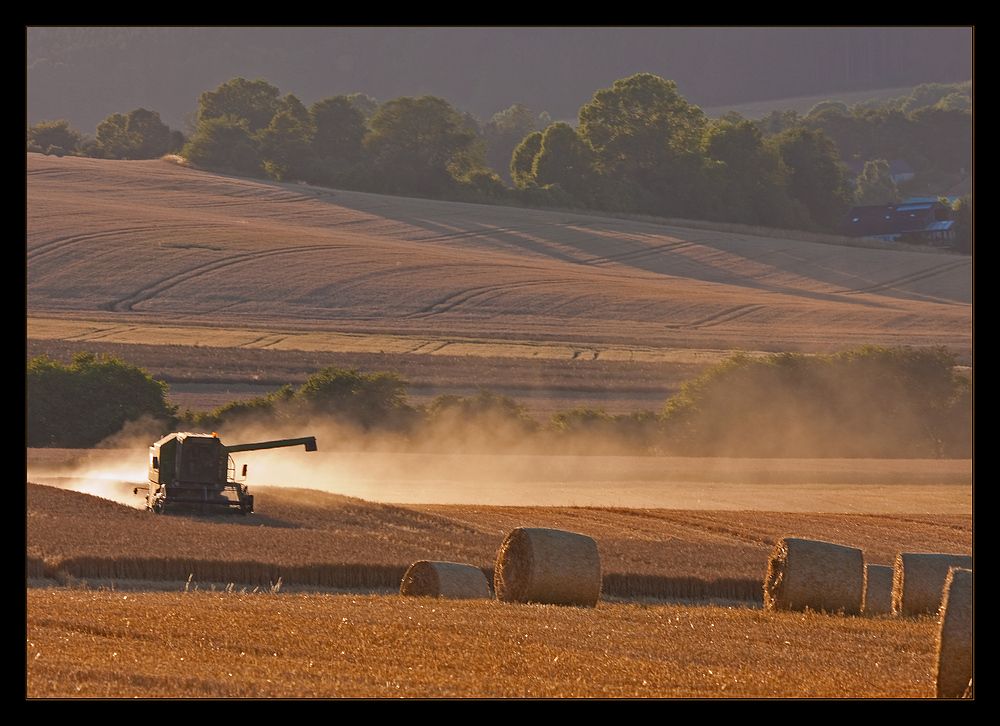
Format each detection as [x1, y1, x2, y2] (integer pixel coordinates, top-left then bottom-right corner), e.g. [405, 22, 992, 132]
[758, 82, 971, 197]
[28, 108, 183, 159]
[28, 76, 969, 236]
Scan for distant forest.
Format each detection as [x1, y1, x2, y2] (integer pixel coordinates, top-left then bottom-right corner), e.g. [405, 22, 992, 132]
[28, 70, 971, 244]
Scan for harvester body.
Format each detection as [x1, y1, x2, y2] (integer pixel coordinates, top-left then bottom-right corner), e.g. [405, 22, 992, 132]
[142, 433, 316, 514]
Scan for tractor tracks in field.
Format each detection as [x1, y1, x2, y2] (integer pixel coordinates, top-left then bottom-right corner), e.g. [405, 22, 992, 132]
[837, 259, 970, 296]
[65, 326, 142, 343]
[174, 186, 321, 209]
[664, 303, 766, 331]
[104, 243, 350, 313]
[406, 224, 537, 244]
[406, 341, 452, 355]
[241, 334, 289, 350]
[28, 224, 231, 265]
[406, 278, 567, 319]
[29, 226, 166, 263]
[582, 239, 699, 267]
[646, 511, 777, 547]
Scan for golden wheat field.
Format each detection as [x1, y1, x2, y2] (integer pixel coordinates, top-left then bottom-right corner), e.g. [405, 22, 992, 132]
[26, 590, 940, 698]
[28, 154, 970, 360]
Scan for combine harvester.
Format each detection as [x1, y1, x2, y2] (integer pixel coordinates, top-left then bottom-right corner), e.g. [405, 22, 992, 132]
[135, 433, 317, 515]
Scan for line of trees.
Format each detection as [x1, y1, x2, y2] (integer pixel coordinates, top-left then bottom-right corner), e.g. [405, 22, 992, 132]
[759, 82, 971, 197]
[28, 108, 184, 160]
[28, 76, 969, 235]
[26, 347, 971, 458]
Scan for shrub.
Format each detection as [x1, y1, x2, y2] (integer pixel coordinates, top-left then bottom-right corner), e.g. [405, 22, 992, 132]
[27, 120, 82, 155]
[661, 346, 970, 457]
[27, 353, 176, 447]
[187, 385, 294, 430]
[295, 367, 414, 431]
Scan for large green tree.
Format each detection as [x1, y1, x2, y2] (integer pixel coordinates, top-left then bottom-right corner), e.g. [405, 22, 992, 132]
[258, 94, 314, 180]
[853, 159, 900, 205]
[93, 108, 176, 159]
[702, 116, 801, 226]
[182, 116, 262, 175]
[908, 107, 972, 176]
[345, 93, 379, 120]
[196, 77, 282, 133]
[27, 353, 175, 447]
[364, 96, 481, 195]
[578, 73, 707, 213]
[27, 119, 82, 154]
[529, 122, 597, 203]
[310, 96, 366, 164]
[483, 104, 550, 182]
[772, 127, 851, 229]
[510, 131, 543, 189]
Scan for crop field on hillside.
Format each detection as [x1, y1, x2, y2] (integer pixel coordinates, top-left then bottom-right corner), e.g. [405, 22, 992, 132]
[28, 155, 970, 362]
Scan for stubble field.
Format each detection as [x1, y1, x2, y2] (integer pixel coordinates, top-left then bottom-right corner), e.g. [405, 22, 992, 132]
[27, 590, 941, 698]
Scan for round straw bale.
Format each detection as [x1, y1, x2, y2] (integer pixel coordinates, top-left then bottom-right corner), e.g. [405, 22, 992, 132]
[863, 563, 894, 615]
[399, 560, 491, 600]
[494, 527, 601, 607]
[763, 537, 863, 614]
[892, 553, 973, 616]
[935, 567, 973, 699]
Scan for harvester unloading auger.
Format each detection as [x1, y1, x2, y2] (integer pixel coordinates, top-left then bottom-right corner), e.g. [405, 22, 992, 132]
[136, 433, 317, 514]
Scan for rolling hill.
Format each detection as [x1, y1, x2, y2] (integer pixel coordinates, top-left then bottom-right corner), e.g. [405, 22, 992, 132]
[28, 154, 971, 365]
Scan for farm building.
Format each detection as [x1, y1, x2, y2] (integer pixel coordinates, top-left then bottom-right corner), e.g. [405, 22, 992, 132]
[842, 199, 955, 243]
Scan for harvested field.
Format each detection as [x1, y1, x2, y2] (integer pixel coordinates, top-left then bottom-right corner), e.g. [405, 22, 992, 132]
[27, 482, 971, 600]
[28, 155, 971, 366]
[26, 589, 941, 698]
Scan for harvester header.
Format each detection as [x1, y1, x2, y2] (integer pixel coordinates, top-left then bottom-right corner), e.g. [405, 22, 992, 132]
[225, 436, 317, 453]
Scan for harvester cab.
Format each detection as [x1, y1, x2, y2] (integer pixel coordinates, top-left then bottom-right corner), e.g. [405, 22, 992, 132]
[138, 433, 317, 515]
